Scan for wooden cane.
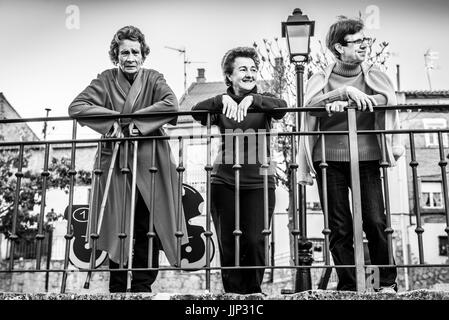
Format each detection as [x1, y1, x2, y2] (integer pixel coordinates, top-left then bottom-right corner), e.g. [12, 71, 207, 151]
[96, 142, 121, 234]
[83, 141, 120, 289]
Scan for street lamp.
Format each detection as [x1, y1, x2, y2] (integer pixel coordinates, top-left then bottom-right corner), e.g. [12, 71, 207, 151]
[282, 8, 314, 292]
[281, 8, 315, 63]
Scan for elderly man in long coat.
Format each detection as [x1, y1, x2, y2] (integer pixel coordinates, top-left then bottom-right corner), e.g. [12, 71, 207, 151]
[68, 25, 188, 292]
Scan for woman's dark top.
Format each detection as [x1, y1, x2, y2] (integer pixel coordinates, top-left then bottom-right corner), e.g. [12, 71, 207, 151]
[192, 86, 287, 189]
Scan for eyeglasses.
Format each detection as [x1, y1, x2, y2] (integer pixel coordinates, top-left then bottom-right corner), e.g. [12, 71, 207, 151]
[342, 37, 373, 46]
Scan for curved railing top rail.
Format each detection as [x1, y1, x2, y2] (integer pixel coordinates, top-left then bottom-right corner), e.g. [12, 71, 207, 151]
[1, 104, 449, 124]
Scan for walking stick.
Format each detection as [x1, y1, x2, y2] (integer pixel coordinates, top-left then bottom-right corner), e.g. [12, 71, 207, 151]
[96, 142, 121, 234]
[126, 139, 139, 291]
[83, 141, 120, 289]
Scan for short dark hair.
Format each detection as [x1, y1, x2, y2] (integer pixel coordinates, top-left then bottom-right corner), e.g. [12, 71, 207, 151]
[326, 17, 364, 59]
[109, 25, 150, 65]
[221, 47, 260, 87]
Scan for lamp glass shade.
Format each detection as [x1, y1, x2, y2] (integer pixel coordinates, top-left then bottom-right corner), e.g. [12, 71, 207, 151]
[286, 24, 311, 62]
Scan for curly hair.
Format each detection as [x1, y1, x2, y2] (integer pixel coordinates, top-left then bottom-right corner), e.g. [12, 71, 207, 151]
[108, 25, 150, 65]
[326, 16, 364, 59]
[221, 47, 260, 87]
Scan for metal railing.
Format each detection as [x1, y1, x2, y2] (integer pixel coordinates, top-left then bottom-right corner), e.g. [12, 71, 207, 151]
[1, 104, 449, 294]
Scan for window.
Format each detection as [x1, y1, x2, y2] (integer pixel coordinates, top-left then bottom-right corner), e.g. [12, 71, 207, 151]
[439, 236, 448, 256]
[421, 181, 444, 209]
[423, 118, 448, 147]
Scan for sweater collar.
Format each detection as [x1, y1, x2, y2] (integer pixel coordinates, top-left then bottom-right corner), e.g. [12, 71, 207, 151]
[333, 59, 362, 77]
[226, 86, 258, 101]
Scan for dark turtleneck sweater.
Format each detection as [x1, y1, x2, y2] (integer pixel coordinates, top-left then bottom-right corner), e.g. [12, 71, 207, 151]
[192, 86, 287, 189]
[311, 60, 382, 162]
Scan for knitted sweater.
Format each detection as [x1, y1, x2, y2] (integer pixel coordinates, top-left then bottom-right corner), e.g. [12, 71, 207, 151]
[297, 61, 401, 185]
[312, 60, 381, 162]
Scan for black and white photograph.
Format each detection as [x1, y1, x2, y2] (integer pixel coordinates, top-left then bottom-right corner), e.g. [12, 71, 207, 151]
[0, 0, 448, 313]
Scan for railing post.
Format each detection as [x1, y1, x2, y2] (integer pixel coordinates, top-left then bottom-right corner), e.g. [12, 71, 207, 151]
[175, 137, 185, 267]
[36, 143, 50, 270]
[380, 133, 394, 265]
[204, 113, 213, 291]
[148, 139, 158, 270]
[347, 107, 366, 292]
[261, 131, 271, 267]
[233, 135, 242, 267]
[83, 139, 103, 289]
[318, 134, 332, 289]
[60, 119, 77, 293]
[438, 132, 449, 260]
[9, 144, 25, 272]
[409, 132, 425, 263]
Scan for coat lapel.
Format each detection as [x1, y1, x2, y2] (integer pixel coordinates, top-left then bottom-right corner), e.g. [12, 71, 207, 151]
[113, 68, 144, 113]
[116, 68, 131, 100]
[123, 69, 143, 114]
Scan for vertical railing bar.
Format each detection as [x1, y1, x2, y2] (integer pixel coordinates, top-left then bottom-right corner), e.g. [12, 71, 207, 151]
[380, 133, 394, 265]
[270, 206, 276, 282]
[347, 108, 366, 292]
[233, 135, 242, 267]
[9, 144, 25, 271]
[204, 113, 212, 291]
[437, 131, 449, 259]
[176, 137, 185, 267]
[320, 134, 331, 266]
[148, 139, 157, 270]
[126, 138, 139, 291]
[299, 184, 308, 240]
[317, 133, 332, 290]
[83, 139, 103, 289]
[119, 140, 130, 269]
[261, 131, 270, 266]
[60, 120, 77, 293]
[269, 133, 276, 282]
[409, 132, 425, 263]
[36, 143, 50, 270]
[290, 133, 299, 266]
[299, 186, 307, 245]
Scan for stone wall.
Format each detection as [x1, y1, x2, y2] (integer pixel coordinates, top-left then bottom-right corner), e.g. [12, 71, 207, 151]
[393, 229, 449, 291]
[1, 232, 447, 294]
[0, 259, 297, 294]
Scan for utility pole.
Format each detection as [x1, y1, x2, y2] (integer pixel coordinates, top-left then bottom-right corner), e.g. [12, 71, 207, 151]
[42, 108, 51, 140]
[165, 46, 187, 94]
[165, 46, 205, 95]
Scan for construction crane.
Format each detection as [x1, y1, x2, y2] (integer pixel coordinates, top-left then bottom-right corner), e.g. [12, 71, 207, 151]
[165, 46, 205, 94]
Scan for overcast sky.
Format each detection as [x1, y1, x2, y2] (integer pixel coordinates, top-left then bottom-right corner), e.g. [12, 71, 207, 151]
[1, 0, 448, 139]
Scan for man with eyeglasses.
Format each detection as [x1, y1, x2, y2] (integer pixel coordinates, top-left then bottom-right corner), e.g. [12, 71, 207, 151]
[298, 17, 403, 293]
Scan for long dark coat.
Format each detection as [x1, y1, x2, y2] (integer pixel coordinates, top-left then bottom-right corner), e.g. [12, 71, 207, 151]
[68, 67, 188, 266]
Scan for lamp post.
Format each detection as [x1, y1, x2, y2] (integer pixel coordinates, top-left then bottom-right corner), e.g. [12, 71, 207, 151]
[282, 8, 314, 292]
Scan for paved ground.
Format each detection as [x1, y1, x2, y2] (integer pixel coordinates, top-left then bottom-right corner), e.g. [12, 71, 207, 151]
[0, 289, 448, 300]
